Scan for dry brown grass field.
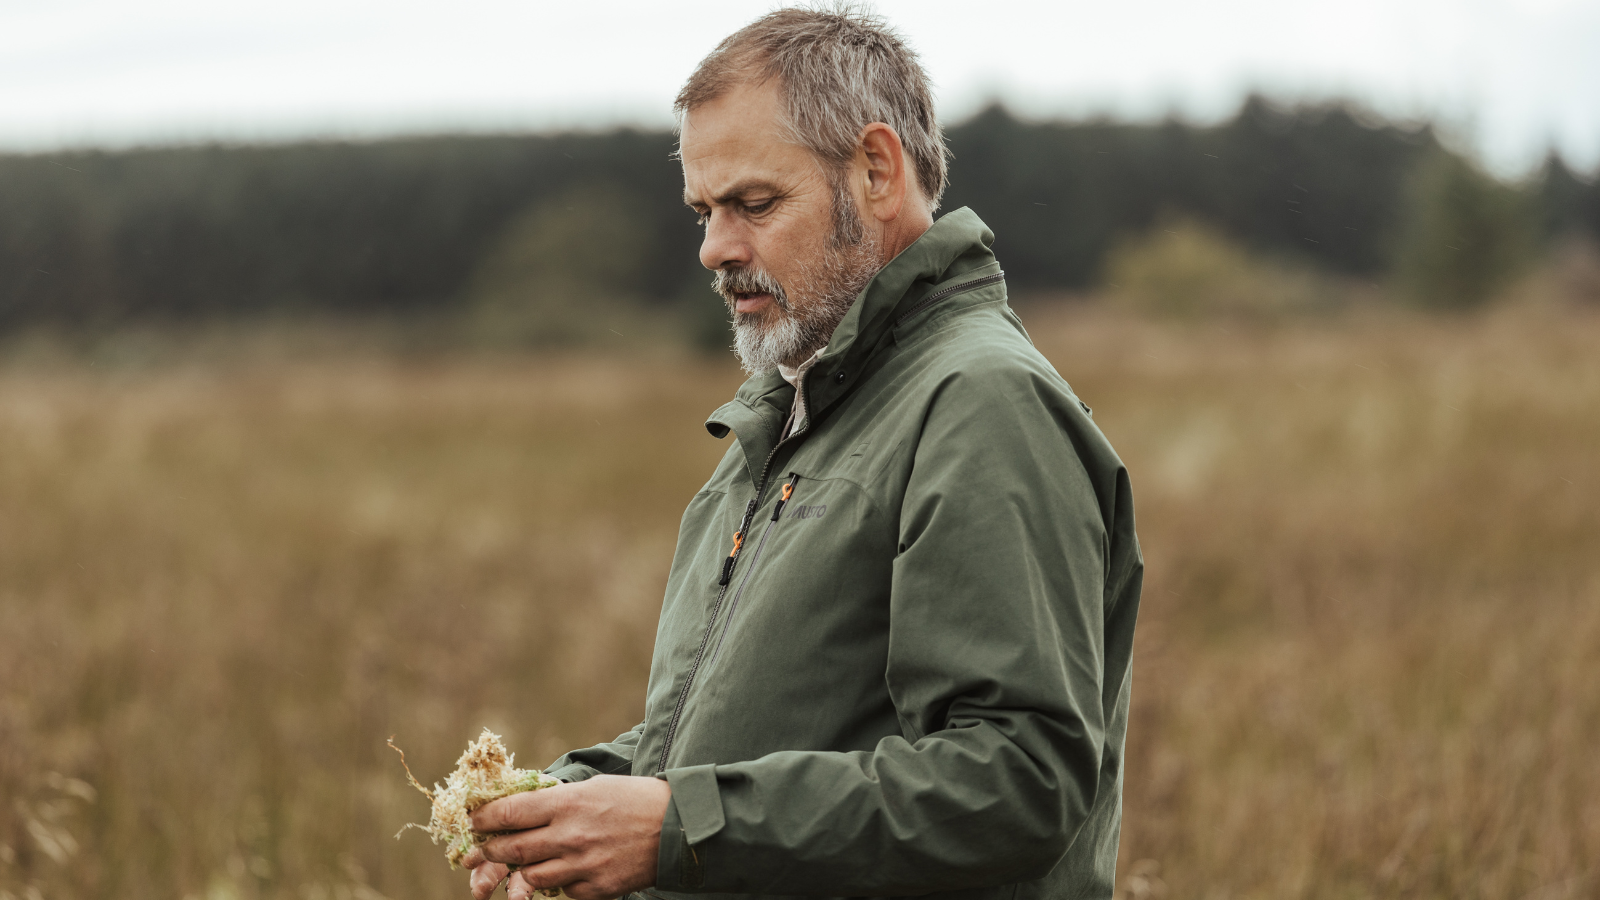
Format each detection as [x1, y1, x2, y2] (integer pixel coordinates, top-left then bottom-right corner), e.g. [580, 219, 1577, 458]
[1, 305, 1597, 900]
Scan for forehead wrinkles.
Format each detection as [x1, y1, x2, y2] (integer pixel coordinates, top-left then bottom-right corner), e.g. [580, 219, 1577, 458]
[683, 137, 803, 195]
[680, 93, 779, 170]
[680, 89, 828, 203]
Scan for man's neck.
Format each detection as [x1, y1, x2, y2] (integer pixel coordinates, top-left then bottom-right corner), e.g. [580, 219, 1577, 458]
[874, 202, 935, 264]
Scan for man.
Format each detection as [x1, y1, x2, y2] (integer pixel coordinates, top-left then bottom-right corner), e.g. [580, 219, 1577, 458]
[463, 8, 1142, 900]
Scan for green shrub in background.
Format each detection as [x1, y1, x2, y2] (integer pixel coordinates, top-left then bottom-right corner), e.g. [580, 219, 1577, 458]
[465, 184, 657, 346]
[1101, 216, 1337, 318]
[1392, 152, 1537, 310]
[1548, 236, 1600, 305]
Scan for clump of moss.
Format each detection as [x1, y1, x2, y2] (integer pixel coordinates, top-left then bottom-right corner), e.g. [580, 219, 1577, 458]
[390, 728, 559, 869]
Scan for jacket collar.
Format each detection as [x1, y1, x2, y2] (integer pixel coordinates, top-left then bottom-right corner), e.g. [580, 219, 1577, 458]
[706, 207, 999, 475]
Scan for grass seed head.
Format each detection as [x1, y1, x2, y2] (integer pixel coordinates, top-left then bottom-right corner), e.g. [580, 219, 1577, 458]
[390, 728, 559, 868]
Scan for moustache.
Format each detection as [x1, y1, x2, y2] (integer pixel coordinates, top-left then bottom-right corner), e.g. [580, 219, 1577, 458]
[713, 266, 790, 312]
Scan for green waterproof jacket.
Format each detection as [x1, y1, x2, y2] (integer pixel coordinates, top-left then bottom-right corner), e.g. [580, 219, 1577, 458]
[546, 208, 1143, 899]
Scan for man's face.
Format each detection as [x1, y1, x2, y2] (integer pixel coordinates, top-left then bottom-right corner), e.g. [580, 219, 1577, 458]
[680, 80, 880, 374]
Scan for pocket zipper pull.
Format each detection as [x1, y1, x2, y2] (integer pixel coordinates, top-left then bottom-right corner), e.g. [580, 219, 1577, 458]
[771, 472, 801, 521]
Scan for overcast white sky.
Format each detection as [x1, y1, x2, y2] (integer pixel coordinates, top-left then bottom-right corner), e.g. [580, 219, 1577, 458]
[3, 0, 1598, 175]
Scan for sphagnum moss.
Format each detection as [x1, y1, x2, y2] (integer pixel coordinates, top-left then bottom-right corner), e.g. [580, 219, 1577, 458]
[390, 729, 559, 871]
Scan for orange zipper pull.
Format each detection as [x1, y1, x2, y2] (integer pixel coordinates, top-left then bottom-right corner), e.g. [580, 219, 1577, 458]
[719, 498, 759, 586]
[719, 530, 744, 586]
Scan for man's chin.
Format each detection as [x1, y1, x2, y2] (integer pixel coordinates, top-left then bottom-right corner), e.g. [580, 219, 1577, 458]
[733, 319, 805, 375]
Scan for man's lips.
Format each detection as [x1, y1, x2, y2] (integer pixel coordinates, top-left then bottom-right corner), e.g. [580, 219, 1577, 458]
[733, 292, 775, 314]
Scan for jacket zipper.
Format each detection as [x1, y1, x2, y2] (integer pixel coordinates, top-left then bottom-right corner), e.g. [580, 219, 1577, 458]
[657, 392, 819, 771]
[656, 496, 754, 772]
[892, 270, 1005, 328]
[708, 472, 800, 666]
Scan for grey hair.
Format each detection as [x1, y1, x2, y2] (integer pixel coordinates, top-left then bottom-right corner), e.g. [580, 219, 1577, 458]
[674, 3, 949, 209]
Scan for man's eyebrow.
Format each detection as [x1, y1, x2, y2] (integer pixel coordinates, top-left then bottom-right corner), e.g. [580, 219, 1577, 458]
[684, 179, 785, 208]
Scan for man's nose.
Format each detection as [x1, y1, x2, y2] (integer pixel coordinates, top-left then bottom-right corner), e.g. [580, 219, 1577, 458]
[699, 213, 753, 271]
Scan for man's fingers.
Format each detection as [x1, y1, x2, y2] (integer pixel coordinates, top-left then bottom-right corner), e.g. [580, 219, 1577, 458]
[481, 825, 564, 868]
[468, 861, 509, 900]
[472, 787, 564, 834]
[508, 859, 580, 899]
[460, 846, 487, 869]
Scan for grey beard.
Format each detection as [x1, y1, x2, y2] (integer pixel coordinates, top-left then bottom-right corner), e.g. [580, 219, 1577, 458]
[713, 196, 882, 376]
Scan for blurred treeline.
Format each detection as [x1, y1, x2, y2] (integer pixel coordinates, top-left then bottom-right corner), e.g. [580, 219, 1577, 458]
[3, 95, 1599, 338]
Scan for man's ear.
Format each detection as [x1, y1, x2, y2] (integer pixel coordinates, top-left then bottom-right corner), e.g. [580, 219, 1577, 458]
[857, 123, 908, 224]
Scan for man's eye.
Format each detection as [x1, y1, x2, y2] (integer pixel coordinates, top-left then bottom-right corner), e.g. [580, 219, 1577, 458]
[745, 200, 775, 216]
[696, 212, 709, 226]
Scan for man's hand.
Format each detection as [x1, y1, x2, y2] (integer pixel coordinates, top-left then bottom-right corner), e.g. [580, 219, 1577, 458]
[461, 774, 671, 900]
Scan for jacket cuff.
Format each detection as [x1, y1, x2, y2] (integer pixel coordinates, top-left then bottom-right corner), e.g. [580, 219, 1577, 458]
[662, 764, 726, 842]
[545, 763, 601, 784]
[654, 765, 724, 890]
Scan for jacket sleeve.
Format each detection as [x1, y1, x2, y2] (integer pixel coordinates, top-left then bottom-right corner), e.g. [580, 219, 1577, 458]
[656, 366, 1112, 895]
[544, 723, 644, 783]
